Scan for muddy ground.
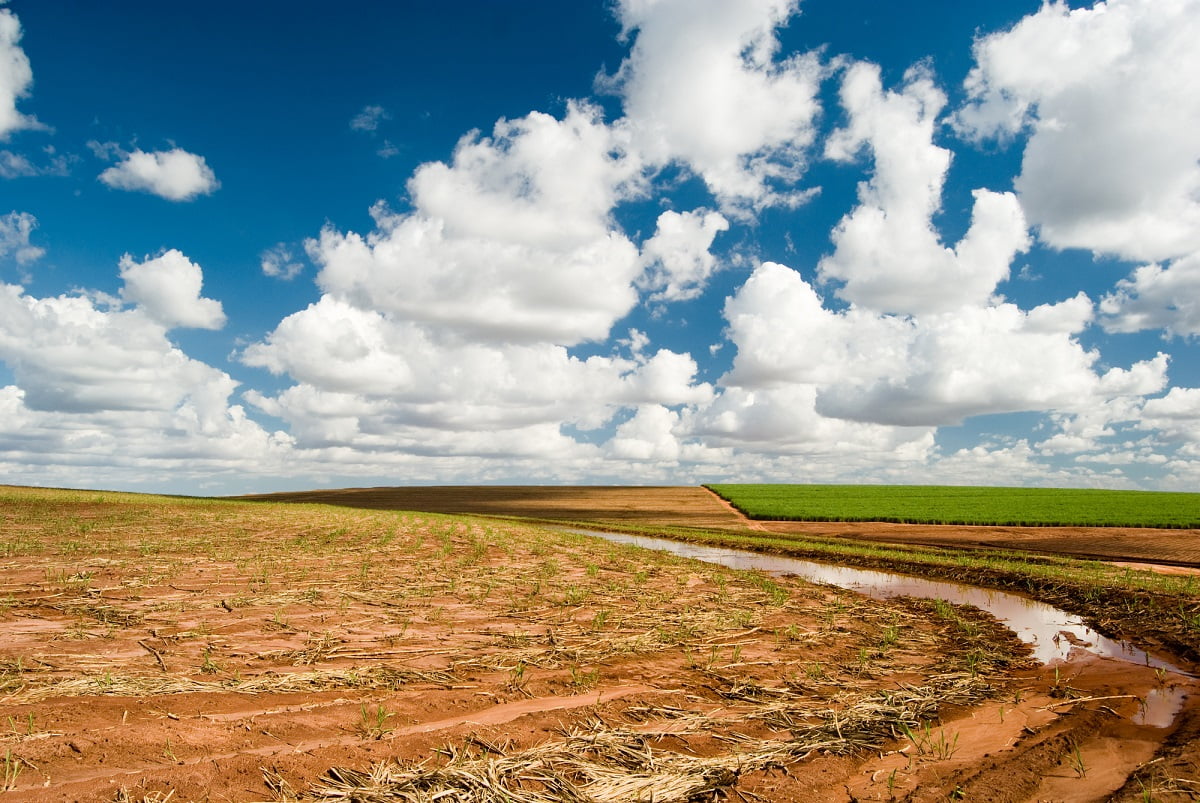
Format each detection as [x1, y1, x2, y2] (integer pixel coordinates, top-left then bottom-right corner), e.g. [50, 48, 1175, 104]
[1, 486, 1198, 800]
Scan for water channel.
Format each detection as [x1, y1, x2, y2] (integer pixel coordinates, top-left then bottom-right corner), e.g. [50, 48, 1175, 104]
[565, 529, 1193, 728]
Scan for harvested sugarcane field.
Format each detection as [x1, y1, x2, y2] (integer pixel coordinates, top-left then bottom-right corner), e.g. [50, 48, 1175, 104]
[2, 485, 1200, 801]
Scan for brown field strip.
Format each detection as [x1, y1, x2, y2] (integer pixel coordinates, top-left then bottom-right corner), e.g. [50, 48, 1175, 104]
[240, 485, 750, 529]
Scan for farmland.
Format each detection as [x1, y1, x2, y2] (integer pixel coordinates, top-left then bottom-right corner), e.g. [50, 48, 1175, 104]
[248, 485, 1200, 659]
[707, 483, 1200, 528]
[2, 484, 1200, 800]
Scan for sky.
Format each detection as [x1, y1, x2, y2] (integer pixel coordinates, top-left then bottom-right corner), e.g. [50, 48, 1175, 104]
[2, 0, 1200, 495]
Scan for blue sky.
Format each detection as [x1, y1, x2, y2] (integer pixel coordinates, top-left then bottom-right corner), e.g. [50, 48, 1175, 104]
[2, 0, 1199, 495]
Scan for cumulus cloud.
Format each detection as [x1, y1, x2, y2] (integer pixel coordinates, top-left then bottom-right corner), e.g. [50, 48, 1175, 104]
[312, 102, 644, 345]
[721, 262, 1113, 428]
[118, 250, 226, 330]
[0, 251, 293, 490]
[0, 7, 43, 139]
[815, 300, 1104, 427]
[0, 383, 290, 488]
[606, 405, 682, 461]
[637, 209, 729, 302]
[0, 282, 231, 414]
[0, 210, 43, 266]
[98, 147, 219, 201]
[1038, 362, 1169, 457]
[722, 262, 908, 390]
[914, 440, 1101, 488]
[955, 0, 1200, 263]
[242, 295, 711, 454]
[1099, 252, 1200, 337]
[609, 0, 822, 213]
[235, 96, 736, 465]
[260, 243, 304, 280]
[690, 382, 936, 460]
[820, 63, 1030, 315]
[697, 45, 1168, 471]
[1140, 387, 1200, 445]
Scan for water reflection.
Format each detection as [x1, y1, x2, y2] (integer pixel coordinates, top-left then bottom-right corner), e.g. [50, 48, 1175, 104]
[1135, 685, 1188, 728]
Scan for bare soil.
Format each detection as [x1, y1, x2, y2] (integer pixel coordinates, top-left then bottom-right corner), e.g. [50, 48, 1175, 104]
[241, 485, 751, 530]
[2, 486, 1198, 801]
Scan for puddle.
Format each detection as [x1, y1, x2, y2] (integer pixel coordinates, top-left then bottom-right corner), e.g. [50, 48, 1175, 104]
[574, 530, 1189, 676]
[1135, 685, 1189, 728]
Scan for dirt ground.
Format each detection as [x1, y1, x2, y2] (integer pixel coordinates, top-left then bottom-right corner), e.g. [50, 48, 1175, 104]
[2, 486, 1199, 801]
[241, 485, 751, 530]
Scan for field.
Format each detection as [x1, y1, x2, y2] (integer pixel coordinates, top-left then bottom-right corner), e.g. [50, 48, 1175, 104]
[240, 485, 751, 529]
[248, 483, 1200, 567]
[2, 484, 1199, 800]
[707, 483, 1200, 528]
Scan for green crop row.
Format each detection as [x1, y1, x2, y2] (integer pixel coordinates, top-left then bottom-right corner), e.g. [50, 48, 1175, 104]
[705, 483, 1200, 528]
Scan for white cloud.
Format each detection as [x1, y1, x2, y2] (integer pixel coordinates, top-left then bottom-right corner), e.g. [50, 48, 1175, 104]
[0, 256, 291, 490]
[689, 382, 936, 460]
[607, 405, 682, 461]
[816, 300, 1105, 427]
[721, 261, 1110, 428]
[350, 104, 390, 132]
[0, 147, 72, 178]
[0, 383, 293, 493]
[609, 0, 822, 213]
[699, 43, 1172, 470]
[242, 295, 712, 454]
[637, 209, 729, 302]
[0, 149, 32, 177]
[955, 0, 1200, 263]
[99, 147, 219, 201]
[233, 91, 747, 479]
[0, 210, 43, 266]
[721, 261, 908, 389]
[1097, 352, 1171, 398]
[1140, 387, 1200, 445]
[239, 38, 1176, 487]
[261, 243, 304, 280]
[0, 7, 43, 139]
[916, 441, 1095, 488]
[1099, 252, 1200, 337]
[313, 102, 644, 346]
[87, 139, 123, 160]
[1033, 352, 1168, 457]
[687, 59, 1163, 473]
[0, 281, 229, 417]
[118, 250, 226, 330]
[820, 62, 1030, 315]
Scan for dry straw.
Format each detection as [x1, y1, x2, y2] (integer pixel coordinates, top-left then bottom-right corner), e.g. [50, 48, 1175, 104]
[3, 664, 455, 704]
[287, 674, 990, 802]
